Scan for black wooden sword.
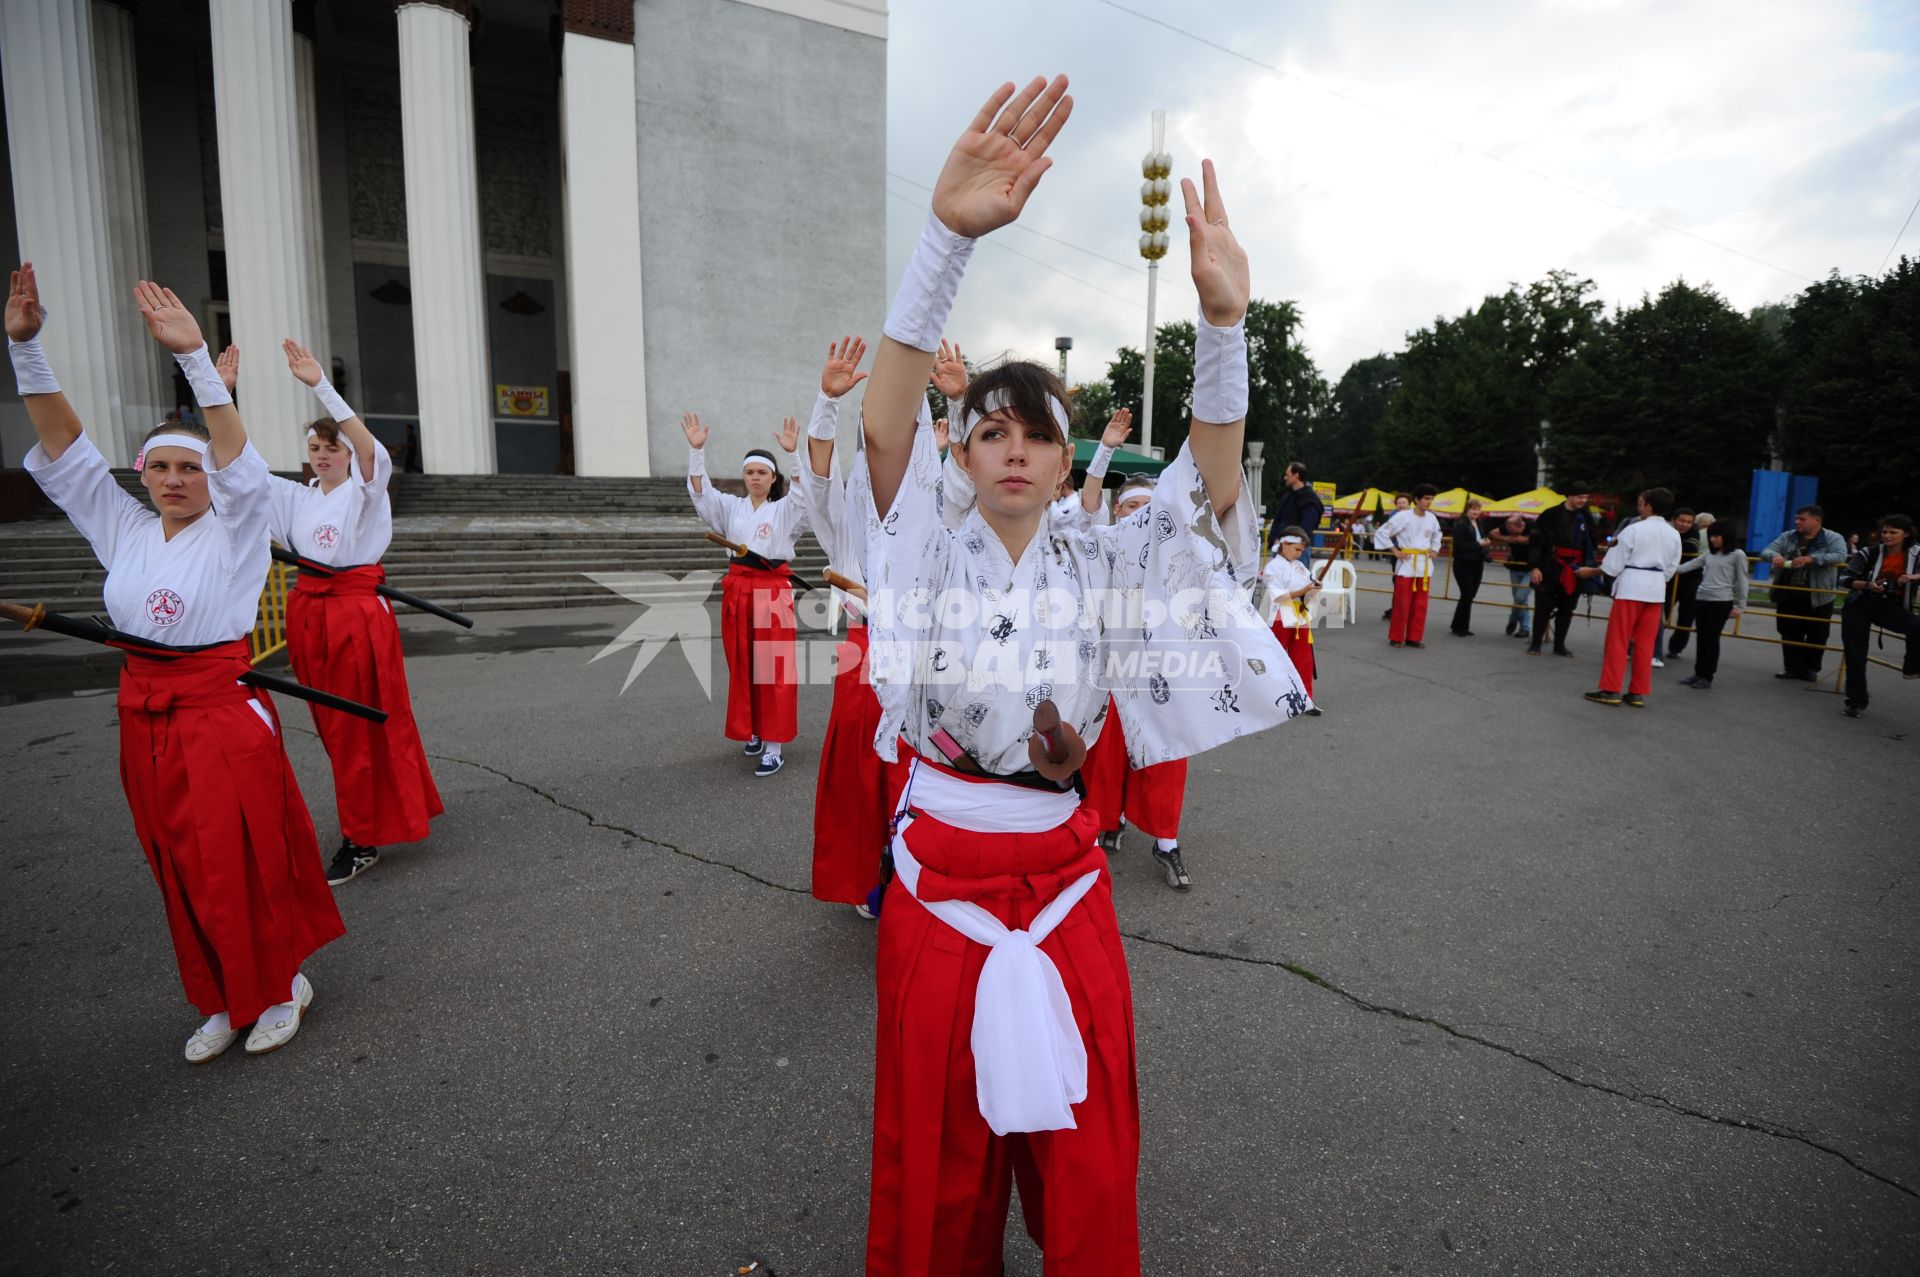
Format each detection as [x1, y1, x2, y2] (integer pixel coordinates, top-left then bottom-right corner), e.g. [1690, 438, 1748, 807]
[269, 546, 474, 628]
[1, 599, 388, 723]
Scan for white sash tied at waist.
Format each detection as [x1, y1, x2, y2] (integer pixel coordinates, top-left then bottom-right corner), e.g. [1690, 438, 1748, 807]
[890, 758, 1098, 1135]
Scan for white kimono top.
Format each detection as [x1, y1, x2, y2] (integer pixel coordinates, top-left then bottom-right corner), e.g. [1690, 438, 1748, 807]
[26, 433, 272, 645]
[1376, 509, 1443, 578]
[1261, 554, 1316, 628]
[1601, 518, 1682, 603]
[264, 437, 395, 564]
[688, 459, 810, 562]
[864, 421, 1309, 773]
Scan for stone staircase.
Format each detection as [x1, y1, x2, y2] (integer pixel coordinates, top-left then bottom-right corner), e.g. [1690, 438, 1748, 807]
[0, 472, 830, 618]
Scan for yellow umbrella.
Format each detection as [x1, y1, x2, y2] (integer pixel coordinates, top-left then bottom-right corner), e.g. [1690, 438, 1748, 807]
[1487, 487, 1563, 516]
[1332, 487, 1399, 513]
[1430, 487, 1495, 516]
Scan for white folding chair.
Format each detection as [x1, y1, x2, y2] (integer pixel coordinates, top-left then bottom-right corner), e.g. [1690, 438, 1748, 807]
[1313, 557, 1357, 627]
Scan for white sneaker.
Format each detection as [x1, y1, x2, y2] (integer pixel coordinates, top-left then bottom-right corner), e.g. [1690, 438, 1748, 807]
[244, 974, 314, 1055]
[185, 1018, 239, 1065]
[1651, 657, 1666, 668]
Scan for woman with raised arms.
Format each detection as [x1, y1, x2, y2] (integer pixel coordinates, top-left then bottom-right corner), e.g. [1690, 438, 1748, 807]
[8, 265, 344, 1064]
[856, 77, 1309, 1274]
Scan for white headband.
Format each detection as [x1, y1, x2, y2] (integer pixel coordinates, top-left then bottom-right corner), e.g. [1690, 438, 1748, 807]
[305, 426, 359, 464]
[134, 433, 209, 470]
[957, 388, 1071, 443]
[742, 449, 779, 474]
[1278, 535, 1305, 545]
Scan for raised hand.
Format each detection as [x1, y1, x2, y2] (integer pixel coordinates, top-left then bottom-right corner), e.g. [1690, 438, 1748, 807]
[1182, 160, 1250, 327]
[6, 263, 46, 343]
[821, 336, 869, 398]
[133, 280, 206, 354]
[680, 411, 709, 449]
[933, 417, 950, 451]
[1100, 407, 1134, 449]
[282, 338, 324, 387]
[930, 76, 1073, 238]
[776, 415, 800, 454]
[931, 339, 968, 400]
[215, 345, 240, 393]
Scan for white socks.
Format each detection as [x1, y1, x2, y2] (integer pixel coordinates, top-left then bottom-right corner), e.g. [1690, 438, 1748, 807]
[198, 1012, 231, 1036]
[1155, 837, 1179, 852]
[764, 742, 783, 763]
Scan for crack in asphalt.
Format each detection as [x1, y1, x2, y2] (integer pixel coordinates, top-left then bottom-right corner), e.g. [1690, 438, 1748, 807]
[405, 739, 1917, 1205]
[1119, 928, 1918, 1203]
[426, 750, 810, 897]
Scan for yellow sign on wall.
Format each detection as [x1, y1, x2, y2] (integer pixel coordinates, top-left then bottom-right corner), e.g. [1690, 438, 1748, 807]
[495, 384, 550, 417]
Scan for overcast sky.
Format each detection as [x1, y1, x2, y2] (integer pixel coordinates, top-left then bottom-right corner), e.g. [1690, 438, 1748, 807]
[883, 0, 1920, 386]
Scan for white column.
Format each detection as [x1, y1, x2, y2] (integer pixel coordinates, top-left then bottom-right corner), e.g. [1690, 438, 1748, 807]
[0, 0, 134, 465]
[208, 0, 317, 471]
[292, 30, 331, 371]
[560, 30, 651, 476]
[396, 1, 493, 474]
[91, 0, 167, 450]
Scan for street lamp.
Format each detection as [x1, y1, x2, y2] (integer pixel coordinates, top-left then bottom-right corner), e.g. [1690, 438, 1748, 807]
[1137, 110, 1173, 456]
[1055, 335, 1073, 384]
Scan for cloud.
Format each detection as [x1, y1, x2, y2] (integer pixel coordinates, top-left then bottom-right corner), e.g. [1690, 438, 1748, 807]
[886, 0, 1920, 381]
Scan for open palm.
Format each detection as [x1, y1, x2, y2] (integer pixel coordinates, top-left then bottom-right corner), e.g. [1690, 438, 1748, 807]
[1183, 160, 1250, 327]
[931, 340, 968, 400]
[680, 411, 709, 449]
[283, 339, 324, 387]
[6, 264, 46, 343]
[930, 76, 1073, 238]
[133, 280, 205, 354]
[821, 336, 869, 398]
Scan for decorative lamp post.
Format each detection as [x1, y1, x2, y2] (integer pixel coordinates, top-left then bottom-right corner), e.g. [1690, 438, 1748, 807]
[1055, 335, 1073, 384]
[1137, 110, 1172, 456]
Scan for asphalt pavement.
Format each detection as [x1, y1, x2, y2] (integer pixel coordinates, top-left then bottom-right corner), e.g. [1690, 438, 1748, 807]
[2, 585, 1916, 1275]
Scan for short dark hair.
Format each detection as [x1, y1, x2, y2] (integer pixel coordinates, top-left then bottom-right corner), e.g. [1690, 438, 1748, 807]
[1673, 507, 1695, 520]
[958, 360, 1070, 451]
[1276, 524, 1309, 544]
[1795, 504, 1823, 520]
[1410, 483, 1437, 500]
[1286, 461, 1308, 481]
[1881, 514, 1916, 541]
[1640, 487, 1674, 518]
[1563, 480, 1591, 496]
[1705, 518, 1741, 552]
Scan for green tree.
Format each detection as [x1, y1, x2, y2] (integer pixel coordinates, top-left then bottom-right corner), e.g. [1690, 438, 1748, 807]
[1242, 299, 1330, 509]
[1544, 279, 1776, 512]
[1777, 259, 1920, 531]
[1067, 379, 1114, 439]
[1311, 353, 1400, 490]
[1104, 320, 1196, 458]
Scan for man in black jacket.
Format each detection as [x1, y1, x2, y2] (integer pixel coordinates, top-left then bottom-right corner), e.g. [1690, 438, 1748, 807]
[1527, 482, 1601, 656]
[1270, 462, 1325, 558]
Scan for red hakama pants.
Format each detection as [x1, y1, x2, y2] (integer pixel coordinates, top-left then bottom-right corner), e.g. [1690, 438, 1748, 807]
[720, 561, 798, 743]
[1389, 574, 1430, 643]
[1079, 699, 1188, 841]
[116, 641, 346, 1028]
[1600, 597, 1663, 696]
[868, 798, 1140, 1275]
[288, 565, 443, 847]
[811, 625, 911, 904]
[1270, 618, 1315, 697]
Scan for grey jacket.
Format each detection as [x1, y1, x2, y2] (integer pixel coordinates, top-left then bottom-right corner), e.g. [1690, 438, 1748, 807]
[1758, 527, 1849, 595]
[1678, 548, 1750, 607]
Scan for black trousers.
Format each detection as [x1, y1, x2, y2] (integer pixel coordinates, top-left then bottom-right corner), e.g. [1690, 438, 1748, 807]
[1668, 572, 1701, 655]
[1773, 594, 1834, 675]
[1530, 575, 1579, 650]
[1451, 559, 1483, 633]
[1692, 599, 1735, 680]
[1840, 593, 1920, 708]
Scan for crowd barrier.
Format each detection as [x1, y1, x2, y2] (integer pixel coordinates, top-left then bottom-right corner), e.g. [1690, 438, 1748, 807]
[1263, 536, 1913, 689]
[251, 560, 292, 664]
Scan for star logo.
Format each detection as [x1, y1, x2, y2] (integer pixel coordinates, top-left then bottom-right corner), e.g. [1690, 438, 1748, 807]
[582, 570, 720, 697]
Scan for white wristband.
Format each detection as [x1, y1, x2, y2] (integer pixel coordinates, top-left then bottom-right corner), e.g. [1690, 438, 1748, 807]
[1086, 443, 1116, 479]
[8, 336, 59, 396]
[310, 376, 355, 423]
[808, 391, 842, 441]
[174, 343, 233, 408]
[1190, 312, 1249, 425]
[883, 213, 975, 352]
[687, 446, 706, 478]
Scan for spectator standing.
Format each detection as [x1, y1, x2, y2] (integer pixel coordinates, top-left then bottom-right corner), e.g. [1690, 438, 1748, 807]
[1448, 499, 1489, 636]
[1675, 518, 1748, 690]
[1666, 509, 1704, 658]
[1490, 513, 1533, 638]
[1837, 514, 1920, 718]
[1270, 462, 1325, 557]
[1527, 482, 1600, 656]
[1759, 505, 1849, 682]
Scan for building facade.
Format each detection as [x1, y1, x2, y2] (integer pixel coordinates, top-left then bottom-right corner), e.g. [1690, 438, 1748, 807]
[0, 0, 886, 476]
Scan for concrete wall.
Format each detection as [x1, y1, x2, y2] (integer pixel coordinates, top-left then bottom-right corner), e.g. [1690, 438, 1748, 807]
[634, 0, 886, 477]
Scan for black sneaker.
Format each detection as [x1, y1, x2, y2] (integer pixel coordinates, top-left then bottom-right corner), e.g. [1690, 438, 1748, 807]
[742, 736, 764, 756]
[1687, 677, 1712, 690]
[326, 840, 379, 886]
[1622, 693, 1646, 708]
[1553, 646, 1573, 657]
[1583, 690, 1623, 706]
[1842, 703, 1864, 718]
[1152, 844, 1191, 890]
[754, 754, 784, 777]
[1098, 829, 1121, 854]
